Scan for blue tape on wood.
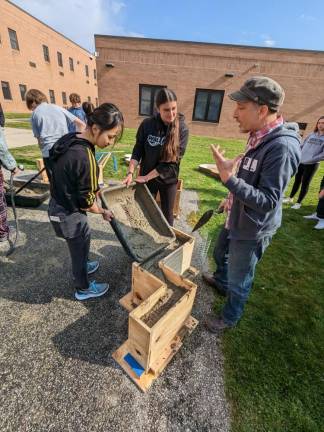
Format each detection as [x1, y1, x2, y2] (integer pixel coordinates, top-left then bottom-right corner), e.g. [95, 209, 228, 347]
[124, 353, 145, 378]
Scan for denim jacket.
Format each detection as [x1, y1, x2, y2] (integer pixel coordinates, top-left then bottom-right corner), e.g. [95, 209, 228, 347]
[225, 123, 301, 240]
[0, 127, 17, 171]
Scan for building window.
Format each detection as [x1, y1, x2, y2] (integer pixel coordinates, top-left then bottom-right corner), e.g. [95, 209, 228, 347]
[93, 69, 97, 80]
[192, 89, 225, 123]
[19, 84, 27, 101]
[139, 84, 166, 116]
[85, 65, 89, 77]
[62, 92, 67, 105]
[8, 28, 19, 50]
[29, 61, 36, 68]
[57, 51, 63, 67]
[69, 57, 74, 71]
[43, 45, 50, 62]
[95, 97, 98, 107]
[49, 89, 55, 104]
[1, 81, 12, 100]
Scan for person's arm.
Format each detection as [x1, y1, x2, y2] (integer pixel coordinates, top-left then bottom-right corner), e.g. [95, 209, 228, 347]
[76, 151, 113, 221]
[62, 107, 86, 132]
[135, 168, 159, 183]
[211, 141, 300, 213]
[0, 128, 17, 171]
[123, 122, 146, 186]
[74, 116, 86, 132]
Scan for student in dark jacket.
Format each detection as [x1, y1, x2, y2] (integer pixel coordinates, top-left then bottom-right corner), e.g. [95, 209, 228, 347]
[123, 88, 189, 226]
[203, 77, 301, 331]
[48, 103, 124, 301]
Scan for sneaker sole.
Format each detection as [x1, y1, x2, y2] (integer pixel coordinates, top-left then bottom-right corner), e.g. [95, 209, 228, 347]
[75, 285, 109, 301]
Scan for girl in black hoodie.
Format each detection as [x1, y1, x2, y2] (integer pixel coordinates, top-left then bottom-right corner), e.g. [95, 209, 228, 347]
[123, 88, 189, 226]
[48, 103, 124, 301]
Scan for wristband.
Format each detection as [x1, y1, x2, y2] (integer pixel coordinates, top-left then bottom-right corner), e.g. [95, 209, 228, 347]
[126, 171, 133, 176]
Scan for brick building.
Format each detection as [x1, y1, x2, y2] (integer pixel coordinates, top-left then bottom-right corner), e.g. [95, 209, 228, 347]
[0, 0, 98, 113]
[95, 35, 324, 138]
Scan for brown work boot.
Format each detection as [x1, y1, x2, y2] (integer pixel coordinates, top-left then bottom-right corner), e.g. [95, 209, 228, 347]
[202, 272, 227, 297]
[205, 314, 233, 333]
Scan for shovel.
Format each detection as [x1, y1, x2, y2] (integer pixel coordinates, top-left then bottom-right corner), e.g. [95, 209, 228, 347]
[192, 206, 224, 232]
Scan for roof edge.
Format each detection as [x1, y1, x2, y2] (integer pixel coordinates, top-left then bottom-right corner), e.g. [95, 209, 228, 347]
[94, 34, 324, 55]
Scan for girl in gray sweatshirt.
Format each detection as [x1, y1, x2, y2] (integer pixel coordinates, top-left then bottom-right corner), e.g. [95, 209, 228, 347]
[285, 116, 324, 208]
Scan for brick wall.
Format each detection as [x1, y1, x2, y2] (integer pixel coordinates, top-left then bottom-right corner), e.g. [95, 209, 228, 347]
[0, 0, 98, 113]
[96, 35, 324, 139]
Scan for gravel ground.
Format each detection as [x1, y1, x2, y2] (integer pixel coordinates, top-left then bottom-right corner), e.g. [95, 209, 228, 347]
[0, 190, 230, 432]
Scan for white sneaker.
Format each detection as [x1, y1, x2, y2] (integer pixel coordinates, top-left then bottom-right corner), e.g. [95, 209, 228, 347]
[291, 203, 301, 210]
[314, 219, 324, 230]
[282, 197, 293, 203]
[303, 213, 319, 220]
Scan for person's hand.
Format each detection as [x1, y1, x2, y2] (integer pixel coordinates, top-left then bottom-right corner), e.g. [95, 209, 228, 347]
[12, 167, 20, 175]
[210, 144, 243, 183]
[218, 198, 229, 213]
[122, 172, 133, 187]
[102, 209, 114, 221]
[135, 175, 148, 184]
[319, 189, 324, 199]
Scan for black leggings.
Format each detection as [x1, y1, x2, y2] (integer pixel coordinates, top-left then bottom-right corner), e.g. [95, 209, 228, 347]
[290, 163, 319, 203]
[316, 176, 324, 218]
[147, 180, 178, 226]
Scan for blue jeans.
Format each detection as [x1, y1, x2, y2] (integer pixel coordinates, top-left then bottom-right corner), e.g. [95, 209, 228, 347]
[213, 226, 272, 326]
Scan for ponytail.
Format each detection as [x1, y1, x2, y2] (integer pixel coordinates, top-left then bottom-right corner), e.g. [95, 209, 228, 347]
[87, 102, 124, 141]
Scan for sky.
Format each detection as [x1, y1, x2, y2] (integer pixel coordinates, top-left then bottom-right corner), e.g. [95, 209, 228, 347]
[11, 0, 324, 53]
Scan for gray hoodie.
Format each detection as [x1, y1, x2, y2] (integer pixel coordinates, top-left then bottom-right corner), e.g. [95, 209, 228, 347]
[225, 123, 301, 240]
[300, 132, 324, 164]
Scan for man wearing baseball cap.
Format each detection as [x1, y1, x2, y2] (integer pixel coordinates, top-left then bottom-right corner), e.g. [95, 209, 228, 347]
[203, 76, 301, 331]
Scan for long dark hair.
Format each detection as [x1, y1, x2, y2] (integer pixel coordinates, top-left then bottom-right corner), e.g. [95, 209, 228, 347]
[155, 88, 179, 162]
[86, 102, 124, 141]
[314, 116, 324, 132]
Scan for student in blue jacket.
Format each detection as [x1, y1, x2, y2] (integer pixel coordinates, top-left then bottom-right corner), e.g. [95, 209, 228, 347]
[203, 76, 301, 331]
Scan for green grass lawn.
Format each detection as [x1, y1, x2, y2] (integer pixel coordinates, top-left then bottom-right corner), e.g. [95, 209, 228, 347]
[10, 130, 324, 432]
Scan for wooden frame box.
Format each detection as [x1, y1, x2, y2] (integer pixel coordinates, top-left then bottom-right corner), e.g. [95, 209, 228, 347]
[159, 228, 197, 278]
[127, 271, 197, 373]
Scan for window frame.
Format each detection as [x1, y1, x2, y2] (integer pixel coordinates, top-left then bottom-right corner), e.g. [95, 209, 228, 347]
[8, 28, 19, 50]
[43, 44, 50, 62]
[192, 88, 225, 123]
[57, 51, 63, 67]
[49, 89, 55, 104]
[85, 64, 89, 77]
[1, 81, 12, 100]
[138, 84, 166, 117]
[19, 84, 27, 101]
[62, 91, 67, 105]
[69, 57, 74, 71]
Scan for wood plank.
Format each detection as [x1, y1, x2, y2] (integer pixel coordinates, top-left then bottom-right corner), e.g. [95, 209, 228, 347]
[198, 163, 220, 179]
[132, 263, 166, 303]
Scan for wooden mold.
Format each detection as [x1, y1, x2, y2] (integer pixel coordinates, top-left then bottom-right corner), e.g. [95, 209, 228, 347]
[159, 228, 199, 279]
[113, 271, 198, 391]
[119, 263, 166, 312]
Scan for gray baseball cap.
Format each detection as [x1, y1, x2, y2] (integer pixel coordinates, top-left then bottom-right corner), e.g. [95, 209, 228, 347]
[229, 76, 285, 111]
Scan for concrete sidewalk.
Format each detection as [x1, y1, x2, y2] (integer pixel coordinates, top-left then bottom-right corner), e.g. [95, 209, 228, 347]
[0, 191, 230, 432]
[4, 127, 37, 149]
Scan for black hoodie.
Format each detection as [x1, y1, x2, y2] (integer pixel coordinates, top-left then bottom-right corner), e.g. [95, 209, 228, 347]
[131, 113, 189, 184]
[49, 133, 99, 212]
